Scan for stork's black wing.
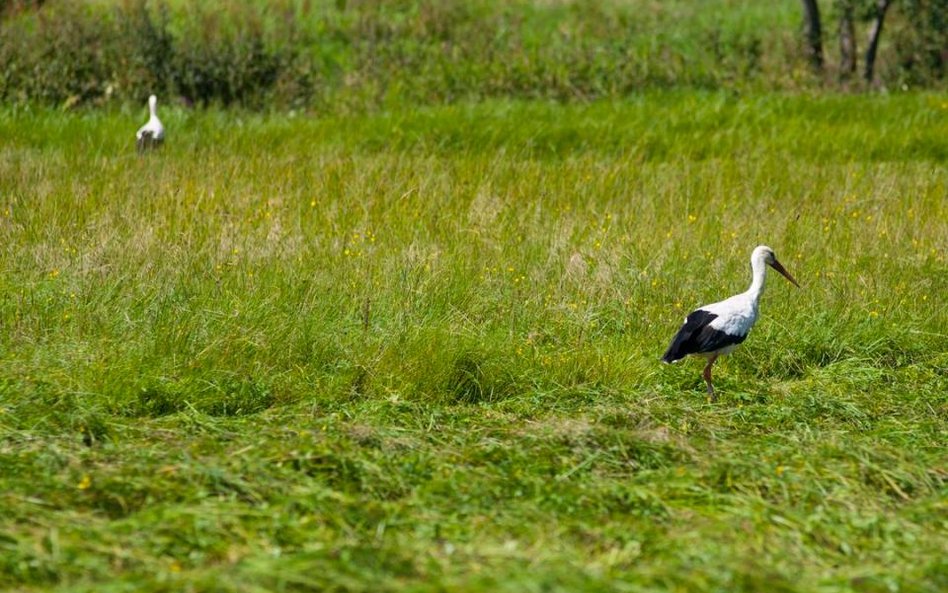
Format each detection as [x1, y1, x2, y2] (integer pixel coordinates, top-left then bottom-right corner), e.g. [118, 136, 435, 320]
[661, 309, 746, 363]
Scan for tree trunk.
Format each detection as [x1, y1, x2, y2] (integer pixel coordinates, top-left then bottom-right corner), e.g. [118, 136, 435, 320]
[864, 0, 894, 84]
[839, 2, 857, 79]
[800, 0, 825, 72]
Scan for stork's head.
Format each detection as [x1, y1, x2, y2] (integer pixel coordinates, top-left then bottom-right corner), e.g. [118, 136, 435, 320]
[753, 245, 800, 288]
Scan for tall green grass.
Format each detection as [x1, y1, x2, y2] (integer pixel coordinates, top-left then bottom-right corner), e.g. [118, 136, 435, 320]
[0, 92, 946, 592]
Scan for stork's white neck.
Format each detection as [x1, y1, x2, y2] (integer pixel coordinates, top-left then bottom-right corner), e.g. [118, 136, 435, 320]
[148, 96, 158, 118]
[746, 252, 768, 302]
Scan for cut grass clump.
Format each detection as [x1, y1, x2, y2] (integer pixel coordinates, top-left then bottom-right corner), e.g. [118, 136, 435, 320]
[128, 377, 275, 418]
[445, 348, 512, 405]
[133, 384, 185, 418]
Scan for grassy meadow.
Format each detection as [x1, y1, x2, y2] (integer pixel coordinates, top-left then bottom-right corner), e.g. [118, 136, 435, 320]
[0, 92, 947, 592]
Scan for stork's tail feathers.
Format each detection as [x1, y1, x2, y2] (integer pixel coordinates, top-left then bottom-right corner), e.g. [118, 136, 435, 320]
[136, 130, 163, 154]
[661, 348, 685, 364]
[136, 131, 151, 154]
[661, 327, 692, 363]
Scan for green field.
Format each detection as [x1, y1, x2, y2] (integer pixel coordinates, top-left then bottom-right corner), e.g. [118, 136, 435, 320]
[1, 93, 947, 592]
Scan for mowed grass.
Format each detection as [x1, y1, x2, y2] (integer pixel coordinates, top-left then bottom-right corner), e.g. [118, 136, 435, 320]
[0, 93, 946, 592]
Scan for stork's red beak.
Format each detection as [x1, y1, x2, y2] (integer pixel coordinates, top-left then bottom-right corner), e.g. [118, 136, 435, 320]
[770, 259, 800, 288]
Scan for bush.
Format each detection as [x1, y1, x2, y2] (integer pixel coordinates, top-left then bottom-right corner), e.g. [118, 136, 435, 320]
[0, 0, 300, 107]
[890, 0, 947, 85]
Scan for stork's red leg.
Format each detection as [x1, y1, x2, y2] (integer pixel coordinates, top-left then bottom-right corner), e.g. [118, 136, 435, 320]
[703, 354, 719, 402]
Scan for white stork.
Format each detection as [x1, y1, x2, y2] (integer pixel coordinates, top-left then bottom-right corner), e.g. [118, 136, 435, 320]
[136, 95, 165, 153]
[662, 245, 800, 401]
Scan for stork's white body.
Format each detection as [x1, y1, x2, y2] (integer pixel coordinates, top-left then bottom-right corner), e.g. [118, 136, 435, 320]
[662, 245, 799, 400]
[694, 283, 763, 353]
[136, 95, 164, 152]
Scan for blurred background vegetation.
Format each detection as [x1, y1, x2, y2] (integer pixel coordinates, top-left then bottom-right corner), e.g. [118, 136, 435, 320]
[0, 0, 944, 111]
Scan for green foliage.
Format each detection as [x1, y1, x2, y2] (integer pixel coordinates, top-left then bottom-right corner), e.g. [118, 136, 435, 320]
[0, 94, 946, 591]
[2, 0, 943, 109]
[891, 0, 948, 84]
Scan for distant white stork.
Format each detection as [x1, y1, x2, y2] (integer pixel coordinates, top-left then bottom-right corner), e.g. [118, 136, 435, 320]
[662, 245, 800, 401]
[136, 95, 165, 153]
